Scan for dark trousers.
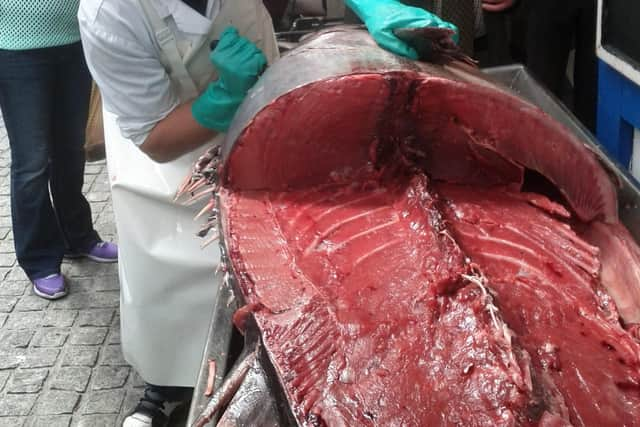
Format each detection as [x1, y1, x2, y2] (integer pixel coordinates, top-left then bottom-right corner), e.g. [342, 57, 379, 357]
[0, 42, 99, 280]
[526, 0, 598, 131]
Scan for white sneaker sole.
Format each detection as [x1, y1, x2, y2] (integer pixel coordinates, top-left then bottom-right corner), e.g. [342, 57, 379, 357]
[32, 284, 68, 300]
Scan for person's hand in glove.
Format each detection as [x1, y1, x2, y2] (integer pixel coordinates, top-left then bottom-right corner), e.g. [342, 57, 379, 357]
[192, 26, 267, 132]
[344, 0, 458, 60]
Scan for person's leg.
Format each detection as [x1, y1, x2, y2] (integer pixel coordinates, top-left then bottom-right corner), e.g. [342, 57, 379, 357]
[572, 0, 598, 132]
[0, 48, 65, 280]
[49, 42, 100, 253]
[526, 0, 575, 97]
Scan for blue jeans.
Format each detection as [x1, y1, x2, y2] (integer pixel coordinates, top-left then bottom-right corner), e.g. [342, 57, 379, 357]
[0, 42, 100, 280]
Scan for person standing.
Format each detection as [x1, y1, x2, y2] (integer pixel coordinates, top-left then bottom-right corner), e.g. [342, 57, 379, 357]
[79, 1, 278, 425]
[480, 0, 598, 131]
[0, 0, 118, 301]
[526, 0, 598, 131]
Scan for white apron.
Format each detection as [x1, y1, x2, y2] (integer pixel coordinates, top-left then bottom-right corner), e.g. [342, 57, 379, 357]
[102, 0, 278, 387]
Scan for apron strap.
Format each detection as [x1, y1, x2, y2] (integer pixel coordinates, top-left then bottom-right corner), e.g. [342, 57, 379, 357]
[138, 0, 200, 100]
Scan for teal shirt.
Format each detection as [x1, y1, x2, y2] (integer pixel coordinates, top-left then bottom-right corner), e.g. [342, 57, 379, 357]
[0, 0, 81, 50]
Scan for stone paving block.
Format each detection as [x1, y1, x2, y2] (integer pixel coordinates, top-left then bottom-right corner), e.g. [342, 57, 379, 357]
[26, 415, 71, 427]
[84, 164, 104, 175]
[0, 252, 16, 267]
[99, 345, 127, 366]
[90, 202, 107, 215]
[48, 292, 91, 310]
[0, 393, 37, 416]
[106, 329, 120, 345]
[4, 311, 43, 329]
[42, 310, 78, 327]
[69, 327, 108, 346]
[76, 309, 114, 327]
[121, 389, 140, 413]
[50, 366, 92, 392]
[75, 414, 117, 427]
[95, 223, 116, 236]
[81, 389, 125, 414]
[61, 346, 99, 367]
[90, 291, 119, 308]
[0, 240, 14, 253]
[64, 263, 95, 279]
[91, 366, 129, 390]
[51, 291, 118, 310]
[0, 296, 18, 312]
[32, 327, 70, 347]
[83, 174, 97, 186]
[34, 390, 80, 415]
[0, 329, 34, 348]
[21, 348, 60, 368]
[86, 192, 110, 203]
[90, 276, 120, 292]
[0, 417, 26, 427]
[0, 370, 10, 391]
[7, 368, 49, 393]
[0, 280, 27, 296]
[15, 295, 50, 311]
[128, 370, 145, 389]
[86, 264, 117, 278]
[5, 266, 28, 281]
[0, 227, 10, 239]
[91, 182, 111, 193]
[68, 278, 94, 292]
[0, 348, 26, 369]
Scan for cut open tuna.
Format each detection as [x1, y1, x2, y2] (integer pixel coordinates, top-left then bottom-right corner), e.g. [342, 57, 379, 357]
[203, 29, 640, 425]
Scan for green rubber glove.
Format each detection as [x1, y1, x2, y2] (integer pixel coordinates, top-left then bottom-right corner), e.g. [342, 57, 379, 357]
[345, 0, 459, 60]
[192, 27, 267, 132]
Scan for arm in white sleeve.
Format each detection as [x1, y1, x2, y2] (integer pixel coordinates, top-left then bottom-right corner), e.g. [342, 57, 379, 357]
[78, 2, 180, 146]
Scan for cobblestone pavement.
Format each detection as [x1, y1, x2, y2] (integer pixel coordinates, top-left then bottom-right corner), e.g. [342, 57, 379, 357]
[0, 116, 148, 426]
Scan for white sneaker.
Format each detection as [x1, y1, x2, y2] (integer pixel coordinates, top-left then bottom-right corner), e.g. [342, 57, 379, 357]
[122, 384, 190, 427]
[123, 412, 154, 427]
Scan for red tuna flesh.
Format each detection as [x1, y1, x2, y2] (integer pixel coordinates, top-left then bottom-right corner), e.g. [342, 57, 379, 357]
[220, 172, 640, 425]
[221, 173, 536, 426]
[437, 184, 640, 426]
[214, 29, 640, 426]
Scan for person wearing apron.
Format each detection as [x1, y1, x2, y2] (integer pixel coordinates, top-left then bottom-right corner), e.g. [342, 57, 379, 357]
[78, 0, 455, 425]
[78, 0, 278, 425]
